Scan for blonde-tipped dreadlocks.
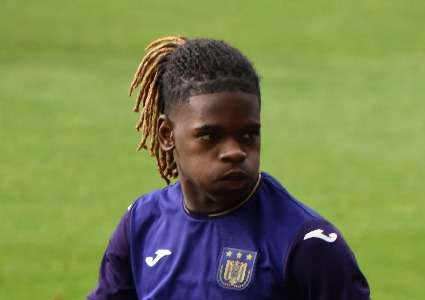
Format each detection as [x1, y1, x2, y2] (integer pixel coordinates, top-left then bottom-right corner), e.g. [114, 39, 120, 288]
[129, 36, 187, 184]
[129, 36, 261, 184]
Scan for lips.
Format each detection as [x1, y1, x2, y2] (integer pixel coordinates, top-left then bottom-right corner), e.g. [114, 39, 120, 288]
[220, 170, 249, 181]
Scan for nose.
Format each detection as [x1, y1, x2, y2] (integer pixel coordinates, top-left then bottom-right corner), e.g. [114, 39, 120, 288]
[219, 139, 247, 163]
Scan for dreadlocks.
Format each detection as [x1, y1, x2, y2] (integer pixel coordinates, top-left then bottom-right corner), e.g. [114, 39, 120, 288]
[129, 36, 260, 184]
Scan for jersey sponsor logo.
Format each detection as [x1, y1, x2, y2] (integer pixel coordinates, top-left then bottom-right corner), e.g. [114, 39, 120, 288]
[217, 247, 257, 290]
[303, 229, 338, 243]
[145, 249, 172, 267]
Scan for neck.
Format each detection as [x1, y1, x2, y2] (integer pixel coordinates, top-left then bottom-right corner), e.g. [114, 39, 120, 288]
[181, 173, 261, 217]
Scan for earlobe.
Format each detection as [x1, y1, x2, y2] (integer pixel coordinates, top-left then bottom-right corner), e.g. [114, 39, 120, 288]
[157, 114, 175, 151]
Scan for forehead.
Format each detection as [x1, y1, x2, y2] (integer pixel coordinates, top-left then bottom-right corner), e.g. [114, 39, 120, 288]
[170, 91, 260, 126]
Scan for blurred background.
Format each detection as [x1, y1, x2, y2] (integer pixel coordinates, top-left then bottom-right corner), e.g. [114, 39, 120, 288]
[1, 0, 424, 299]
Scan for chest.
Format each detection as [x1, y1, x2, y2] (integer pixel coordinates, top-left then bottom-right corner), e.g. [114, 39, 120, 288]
[130, 217, 290, 299]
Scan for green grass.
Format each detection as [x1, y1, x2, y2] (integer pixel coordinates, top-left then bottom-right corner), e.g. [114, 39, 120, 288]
[1, 0, 424, 299]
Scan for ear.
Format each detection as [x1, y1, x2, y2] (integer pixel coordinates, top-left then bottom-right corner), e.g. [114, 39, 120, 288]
[157, 114, 174, 151]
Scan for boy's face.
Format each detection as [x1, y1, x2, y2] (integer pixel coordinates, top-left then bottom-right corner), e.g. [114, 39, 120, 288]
[161, 91, 261, 211]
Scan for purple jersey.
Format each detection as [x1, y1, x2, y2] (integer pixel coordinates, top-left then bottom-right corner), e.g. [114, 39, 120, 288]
[88, 173, 370, 299]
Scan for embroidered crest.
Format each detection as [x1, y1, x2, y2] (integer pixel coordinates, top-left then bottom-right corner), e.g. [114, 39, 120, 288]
[217, 247, 257, 290]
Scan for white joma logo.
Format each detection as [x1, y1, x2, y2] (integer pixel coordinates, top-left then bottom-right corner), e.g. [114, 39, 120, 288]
[145, 249, 172, 267]
[304, 229, 337, 243]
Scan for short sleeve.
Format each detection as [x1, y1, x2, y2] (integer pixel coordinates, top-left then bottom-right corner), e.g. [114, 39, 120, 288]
[87, 207, 137, 300]
[286, 220, 370, 300]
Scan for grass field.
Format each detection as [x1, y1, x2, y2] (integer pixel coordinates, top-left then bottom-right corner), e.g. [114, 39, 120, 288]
[1, 0, 424, 299]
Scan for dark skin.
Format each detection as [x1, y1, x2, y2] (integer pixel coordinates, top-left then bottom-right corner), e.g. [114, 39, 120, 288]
[158, 91, 261, 215]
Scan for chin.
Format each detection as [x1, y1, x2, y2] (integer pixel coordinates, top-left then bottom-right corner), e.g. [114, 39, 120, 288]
[209, 176, 256, 198]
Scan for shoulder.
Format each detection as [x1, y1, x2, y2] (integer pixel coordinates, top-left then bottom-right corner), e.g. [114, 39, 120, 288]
[285, 218, 371, 298]
[261, 175, 356, 267]
[129, 182, 182, 218]
[258, 172, 324, 230]
[125, 182, 183, 244]
[290, 219, 352, 265]
[260, 172, 322, 218]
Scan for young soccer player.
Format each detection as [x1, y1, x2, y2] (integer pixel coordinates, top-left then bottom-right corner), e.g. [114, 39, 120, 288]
[87, 36, 370, 299]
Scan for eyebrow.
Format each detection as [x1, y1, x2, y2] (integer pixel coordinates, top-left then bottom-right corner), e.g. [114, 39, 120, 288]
[193, 123, 261, 132]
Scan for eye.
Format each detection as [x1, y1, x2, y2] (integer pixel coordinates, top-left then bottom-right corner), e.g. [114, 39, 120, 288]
[199, 133, 215, 141]
[242, 133, 252, 139]
[241, 130, 260, 140]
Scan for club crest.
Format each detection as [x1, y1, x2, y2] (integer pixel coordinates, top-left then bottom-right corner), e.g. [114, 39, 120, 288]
[217, 247, 257, 290]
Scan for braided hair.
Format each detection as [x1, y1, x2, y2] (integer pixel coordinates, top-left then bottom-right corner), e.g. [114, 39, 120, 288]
[129, 36, 260, 184]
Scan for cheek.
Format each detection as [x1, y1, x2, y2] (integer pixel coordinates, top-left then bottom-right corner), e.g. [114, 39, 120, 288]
[247, 146, 261, 167]
[174, 137, 215, 172]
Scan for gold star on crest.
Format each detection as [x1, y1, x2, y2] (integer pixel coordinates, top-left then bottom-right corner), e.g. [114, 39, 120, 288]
[246, 254, 253, 261]
[226, 250, 233, 257]
[236, 252, 243, 259]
